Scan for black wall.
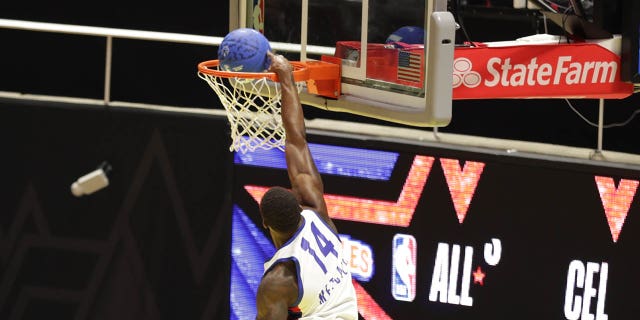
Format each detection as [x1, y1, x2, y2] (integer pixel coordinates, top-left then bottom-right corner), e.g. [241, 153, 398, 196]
[0, 98, 233, 319]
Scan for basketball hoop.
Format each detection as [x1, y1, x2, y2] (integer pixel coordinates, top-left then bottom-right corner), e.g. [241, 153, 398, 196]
[198, 59, 340, 154]
[198, 60, 310, 153]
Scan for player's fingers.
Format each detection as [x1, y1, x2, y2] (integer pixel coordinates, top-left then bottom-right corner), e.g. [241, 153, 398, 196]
[267, 52, 288, 72]
[266, 53, 278, 73]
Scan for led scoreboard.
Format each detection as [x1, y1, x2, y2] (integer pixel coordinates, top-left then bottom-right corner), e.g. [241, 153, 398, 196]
[229, 135, 639, 320]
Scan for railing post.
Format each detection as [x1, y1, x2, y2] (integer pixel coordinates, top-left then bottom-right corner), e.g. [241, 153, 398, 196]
[596, 98, 605, 154]
[104, 36, 113, 106]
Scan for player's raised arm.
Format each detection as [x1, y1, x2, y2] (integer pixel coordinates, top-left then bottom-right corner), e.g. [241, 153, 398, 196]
[267, 52, 336, 233]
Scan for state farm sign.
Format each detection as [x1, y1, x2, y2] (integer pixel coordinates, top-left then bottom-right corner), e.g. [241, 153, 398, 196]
[452, 43, 633, 99]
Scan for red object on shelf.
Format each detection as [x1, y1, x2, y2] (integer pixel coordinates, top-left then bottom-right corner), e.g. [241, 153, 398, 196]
[335, 41, 425, 88]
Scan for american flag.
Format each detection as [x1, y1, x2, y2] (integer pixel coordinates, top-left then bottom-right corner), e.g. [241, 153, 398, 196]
[397, 50, 422, 83]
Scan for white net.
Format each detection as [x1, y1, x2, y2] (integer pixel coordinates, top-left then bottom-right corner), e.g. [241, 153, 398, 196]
[198, 72, 304, 154]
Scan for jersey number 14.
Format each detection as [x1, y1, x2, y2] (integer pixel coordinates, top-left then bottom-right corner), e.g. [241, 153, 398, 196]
[300, 222, 338, 274]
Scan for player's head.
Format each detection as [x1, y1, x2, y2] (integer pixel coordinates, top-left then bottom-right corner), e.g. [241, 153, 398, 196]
[260, 186, 302, 233]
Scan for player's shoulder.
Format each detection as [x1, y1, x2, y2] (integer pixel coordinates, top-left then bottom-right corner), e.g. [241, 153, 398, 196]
[257, 261, 299, 318]
[260, 260, 299, 298]
[264, 259, 297, 281]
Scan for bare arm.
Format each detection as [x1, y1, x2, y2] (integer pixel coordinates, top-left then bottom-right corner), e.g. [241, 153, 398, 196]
[255, 262, 298, 320]
[267, 52, 337, 233]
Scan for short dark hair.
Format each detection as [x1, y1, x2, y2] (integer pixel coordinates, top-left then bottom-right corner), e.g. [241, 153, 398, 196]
[260, 186, 301, 233]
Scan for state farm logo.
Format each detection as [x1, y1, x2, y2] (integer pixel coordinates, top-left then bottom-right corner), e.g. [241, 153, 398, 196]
[452, 58, 481, 88]
[452, 56, 618, 89]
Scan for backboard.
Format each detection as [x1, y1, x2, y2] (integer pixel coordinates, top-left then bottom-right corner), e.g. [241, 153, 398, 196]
[229, 0, 456, 127]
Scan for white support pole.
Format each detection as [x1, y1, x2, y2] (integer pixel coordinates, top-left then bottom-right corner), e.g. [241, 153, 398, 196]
[240, 0, 247, 28]
[229, 0, 239, 30]
[301, 0, 308, 61]
[360, 0, 369, 77]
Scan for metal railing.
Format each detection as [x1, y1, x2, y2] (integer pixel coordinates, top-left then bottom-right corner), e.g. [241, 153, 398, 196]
[0, 18, 335, 105]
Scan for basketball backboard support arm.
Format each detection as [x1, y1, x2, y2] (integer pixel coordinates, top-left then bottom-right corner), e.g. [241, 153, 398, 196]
[229, 0, 258, 31]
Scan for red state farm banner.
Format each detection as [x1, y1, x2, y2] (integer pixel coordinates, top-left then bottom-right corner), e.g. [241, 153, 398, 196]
[334, 41, 634, 100]
[453, 42, 634, 99]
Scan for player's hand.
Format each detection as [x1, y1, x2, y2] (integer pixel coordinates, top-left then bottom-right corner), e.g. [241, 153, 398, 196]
[267, 51, 293, 76]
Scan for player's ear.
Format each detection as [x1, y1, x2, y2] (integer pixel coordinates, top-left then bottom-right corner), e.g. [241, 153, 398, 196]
[259, 208, 268, 229]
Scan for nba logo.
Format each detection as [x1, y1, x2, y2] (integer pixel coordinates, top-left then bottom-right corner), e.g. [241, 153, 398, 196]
[392, 234, 417, 301]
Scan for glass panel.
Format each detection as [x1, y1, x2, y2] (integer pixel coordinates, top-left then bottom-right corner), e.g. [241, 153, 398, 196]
[260, 0, 426, 94]
[262, 0, 362, 61]
[366, 0, 426, 92]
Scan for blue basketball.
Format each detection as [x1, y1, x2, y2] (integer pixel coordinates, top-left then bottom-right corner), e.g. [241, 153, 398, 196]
[218, 28, 272, 72]
[385, 26, 425, 46]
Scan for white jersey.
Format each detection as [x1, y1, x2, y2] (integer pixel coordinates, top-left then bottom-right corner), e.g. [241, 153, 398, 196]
[263, 209, 358, 320]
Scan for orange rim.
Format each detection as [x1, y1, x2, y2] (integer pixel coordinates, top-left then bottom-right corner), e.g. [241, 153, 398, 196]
[198, 60, 310, 82]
